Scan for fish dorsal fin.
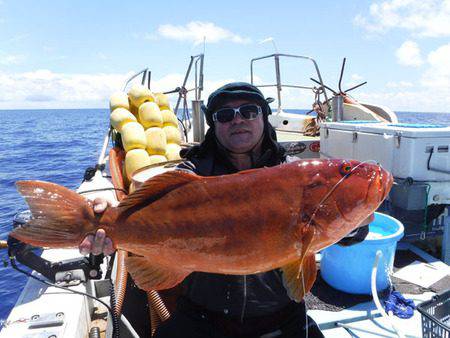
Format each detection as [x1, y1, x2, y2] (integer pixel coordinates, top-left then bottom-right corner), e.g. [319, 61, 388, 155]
[117, 170, 200, 213]
[126, 256, 190, 291]
[281, 227, 317, 302]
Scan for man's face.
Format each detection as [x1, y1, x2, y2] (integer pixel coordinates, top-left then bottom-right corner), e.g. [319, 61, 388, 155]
[214, 99, 265, 153]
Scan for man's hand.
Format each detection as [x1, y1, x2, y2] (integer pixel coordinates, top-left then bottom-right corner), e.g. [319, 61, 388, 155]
[79, 197, 116, 256]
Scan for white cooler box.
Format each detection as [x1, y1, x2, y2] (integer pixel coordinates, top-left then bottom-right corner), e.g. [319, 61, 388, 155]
[320, 122, 450, 181]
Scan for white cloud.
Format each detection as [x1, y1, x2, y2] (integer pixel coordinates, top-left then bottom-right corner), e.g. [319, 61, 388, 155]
[0, 69, 237, 109]
[358, 43, 450, 112]
[385, 81, 413, 88]
[355, 0, 450, 37]
[421, 43, 450, 89]
[396, 40, 423, 66]
[157, 21, 251, 45]
[342, 73, 367, 91]
[0, 54, 25, 65]
[0, 70, 132, 109]
[357, 88, 450, 113]
[427, 43, 450, 71]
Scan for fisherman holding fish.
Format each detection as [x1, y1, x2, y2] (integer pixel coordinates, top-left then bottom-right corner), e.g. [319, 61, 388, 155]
[79, 83, 374, 338]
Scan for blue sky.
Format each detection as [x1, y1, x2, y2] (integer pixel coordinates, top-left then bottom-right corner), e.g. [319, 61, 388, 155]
[0, 0, 449, 112]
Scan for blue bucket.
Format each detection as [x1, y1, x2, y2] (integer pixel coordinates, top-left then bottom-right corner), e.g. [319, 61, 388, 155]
[320, 212, 404, 294]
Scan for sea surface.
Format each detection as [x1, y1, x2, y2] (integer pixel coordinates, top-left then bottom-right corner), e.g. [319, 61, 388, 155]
[0, 108, 450, 325]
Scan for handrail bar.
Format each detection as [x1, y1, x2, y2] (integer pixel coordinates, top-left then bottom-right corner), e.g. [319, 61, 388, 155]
[174, 54, 204, 116]
[250, 53, 329, 114]
[121, 68, 149, 91]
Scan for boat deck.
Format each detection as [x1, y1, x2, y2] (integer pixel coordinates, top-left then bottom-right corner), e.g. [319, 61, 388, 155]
[308, 242, 450, 337]
[0, 249, 91, 338]
[2, 243, 447, 338]
[309, 292, 431, 337]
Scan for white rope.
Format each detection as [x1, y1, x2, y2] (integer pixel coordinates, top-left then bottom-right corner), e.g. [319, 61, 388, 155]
[371, 250, 406, 338]
[301, 270, 309, 338]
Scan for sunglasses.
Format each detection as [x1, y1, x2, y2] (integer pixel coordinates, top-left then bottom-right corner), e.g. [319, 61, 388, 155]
[212, 104, 262, 123]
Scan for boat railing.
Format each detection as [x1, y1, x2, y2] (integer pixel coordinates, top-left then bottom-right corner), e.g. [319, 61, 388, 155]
[115, 53, 205, 146]
[170, 54, 205, 142]
[172, 53, 204, 112]
[121, 68, 151, 92]
[250, 53, 329, 115]
[119, 53, 204, 116]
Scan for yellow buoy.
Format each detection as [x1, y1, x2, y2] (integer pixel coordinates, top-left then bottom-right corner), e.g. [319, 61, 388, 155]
[154, 92, 170, 110]
[122, 165, 130, 188]
[139, 102, 163, 129]
[129, 101, 139, 116]
[145, 127, 167, 155]
[110, 108, 137, 133]
[125, 149, 152, 181]
[128, 84, 155, 108]
[161, 109, 179, 127]
[165, 143, 182, 161]
[121, 122, 147, 152]
[148, 154, 167, 165]
[110, 92, 130, 111]
[163, 125, 182, 145]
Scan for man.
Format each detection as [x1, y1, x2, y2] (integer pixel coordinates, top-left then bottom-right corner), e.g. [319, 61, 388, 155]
[81, 82, 370, 337]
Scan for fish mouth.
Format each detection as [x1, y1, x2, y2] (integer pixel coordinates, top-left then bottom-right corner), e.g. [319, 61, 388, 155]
[375, 166, 392, 204]
[382, 171, 393, 202]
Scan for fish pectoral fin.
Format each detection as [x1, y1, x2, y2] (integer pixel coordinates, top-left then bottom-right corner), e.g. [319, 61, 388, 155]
[117, 170, 200, 212]
[281, 226, 316, 302]
[281, 254, 317, 302]
[126, 256, 190, 291]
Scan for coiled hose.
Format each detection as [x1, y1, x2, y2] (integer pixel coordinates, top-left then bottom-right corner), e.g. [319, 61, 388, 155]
[113, 250, 128, 316]
[148, 290, 171, 335]
[110, 280, 120, 338]
[149, 302, 161, 336]
[89, 327, 101, 338]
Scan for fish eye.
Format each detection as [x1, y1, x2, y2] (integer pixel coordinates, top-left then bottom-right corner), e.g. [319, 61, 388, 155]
[339, 162, 353, 176]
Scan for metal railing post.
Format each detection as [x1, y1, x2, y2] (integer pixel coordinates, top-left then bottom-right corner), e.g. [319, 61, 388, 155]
[191, 100, 205, 142]
[274, 55, 282, 114]
[331, 96, 344, 121]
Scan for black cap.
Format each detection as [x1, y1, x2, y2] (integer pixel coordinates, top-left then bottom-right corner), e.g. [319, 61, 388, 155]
[203, 82, 272, 126]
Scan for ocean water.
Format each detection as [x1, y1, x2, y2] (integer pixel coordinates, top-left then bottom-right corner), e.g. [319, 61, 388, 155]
[0, 108, 449, 325]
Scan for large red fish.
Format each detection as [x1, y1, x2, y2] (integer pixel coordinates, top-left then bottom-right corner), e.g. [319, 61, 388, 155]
[11, 159, 392, 301]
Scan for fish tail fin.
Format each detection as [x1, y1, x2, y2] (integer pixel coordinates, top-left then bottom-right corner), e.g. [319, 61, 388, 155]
[11, 180, 98, 248]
